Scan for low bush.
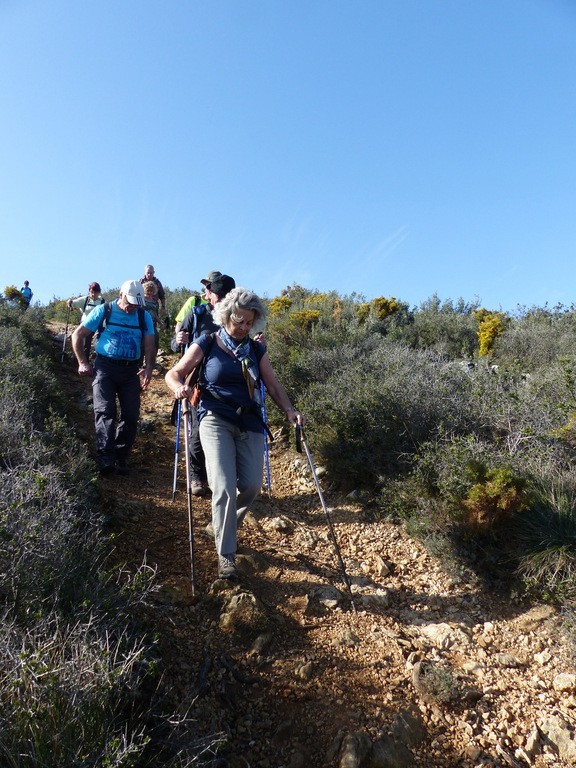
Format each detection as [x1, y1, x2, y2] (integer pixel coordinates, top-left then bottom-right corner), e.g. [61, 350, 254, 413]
[0, 305, 212, 766]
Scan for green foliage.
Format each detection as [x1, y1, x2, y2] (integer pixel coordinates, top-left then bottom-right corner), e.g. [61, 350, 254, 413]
[386, 293, 479, 359]
[510, 474, 576, 603]
[0, 304, 212, 765]
[463, 466, 528, 531]
[3, 286, 28, 310]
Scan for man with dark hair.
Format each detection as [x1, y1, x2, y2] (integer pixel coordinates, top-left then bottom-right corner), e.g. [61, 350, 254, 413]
[71, 280, 156, 476]
[67, 282, 105, 360]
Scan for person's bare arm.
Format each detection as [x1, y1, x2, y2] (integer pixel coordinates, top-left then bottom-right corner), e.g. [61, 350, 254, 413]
[139, 334, 157, 389]
[165, 343, 205, 399]
[71, 326, 93, 376]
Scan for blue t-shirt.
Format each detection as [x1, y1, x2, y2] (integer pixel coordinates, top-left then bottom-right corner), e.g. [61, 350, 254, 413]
[84, 301, 154, 361]
[196, 333, 265, 433]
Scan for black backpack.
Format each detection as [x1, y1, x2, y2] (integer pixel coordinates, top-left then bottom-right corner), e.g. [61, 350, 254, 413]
[83, 295, 105, 314]
[98, 301, 147, 337]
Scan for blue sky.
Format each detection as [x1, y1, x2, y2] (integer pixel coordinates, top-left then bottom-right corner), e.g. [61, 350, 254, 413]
[1, 0, 575, 312]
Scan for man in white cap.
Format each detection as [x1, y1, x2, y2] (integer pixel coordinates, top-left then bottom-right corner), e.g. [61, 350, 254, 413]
[71, 280, 156, 475]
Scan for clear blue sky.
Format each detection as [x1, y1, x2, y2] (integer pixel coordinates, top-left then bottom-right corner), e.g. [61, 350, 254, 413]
[1, 0, 575, 312]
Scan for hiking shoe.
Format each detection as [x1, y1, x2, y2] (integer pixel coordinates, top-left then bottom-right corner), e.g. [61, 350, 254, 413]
[191, 480, 206, 496]
[116, 459, 130, 476]
[218, 553, 238, 580]
[99, 460, 116, 475]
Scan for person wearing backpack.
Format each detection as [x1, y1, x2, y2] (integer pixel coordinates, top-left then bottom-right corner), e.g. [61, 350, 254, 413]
[172, 269, 220, 336]
[139, 264, 166, 320]
[165, 287, 304, 581]
[171, 273, 236, 496]
[20, 280, 33, 306]
[71, 280, 156, 476]
[67, 281, 105, 360]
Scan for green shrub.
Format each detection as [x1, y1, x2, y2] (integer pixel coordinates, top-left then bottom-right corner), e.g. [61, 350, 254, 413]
[511, 474, 576, 603]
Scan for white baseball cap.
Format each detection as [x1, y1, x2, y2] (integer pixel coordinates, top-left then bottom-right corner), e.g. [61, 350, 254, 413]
[120, 280, 145, 306]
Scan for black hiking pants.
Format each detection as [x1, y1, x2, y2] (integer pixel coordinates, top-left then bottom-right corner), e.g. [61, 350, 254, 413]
[92, 356, 141, 465]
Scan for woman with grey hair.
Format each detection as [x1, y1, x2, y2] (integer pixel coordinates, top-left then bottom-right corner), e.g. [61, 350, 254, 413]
[165, 287, 304, 581]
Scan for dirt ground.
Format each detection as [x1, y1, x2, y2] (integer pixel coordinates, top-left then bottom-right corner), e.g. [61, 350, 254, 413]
[54, 325, 576, 768]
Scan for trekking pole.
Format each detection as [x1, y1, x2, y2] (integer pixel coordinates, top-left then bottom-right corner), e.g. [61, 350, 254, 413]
[295, 425, 356, 613]
[181, 393, 196, 596]
[171, 399, 182, 500]
[60, 305, 72, 363]
[171, 344, 186, 499]
[260, 381, 272, 493]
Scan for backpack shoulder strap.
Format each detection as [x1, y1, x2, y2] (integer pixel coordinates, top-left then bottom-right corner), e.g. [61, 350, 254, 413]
[186, 332, 216, 389]
[98, 302, 146, 337]
[137, 308, 146, 336]
[249, 338, 265, 381]
[191, 302, 208, 338]
[98, 302, 113, 333]
[82, 295, 90, 313]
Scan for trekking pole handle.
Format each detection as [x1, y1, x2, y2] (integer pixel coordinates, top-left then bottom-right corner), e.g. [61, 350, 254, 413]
[295, 424, 303, 453]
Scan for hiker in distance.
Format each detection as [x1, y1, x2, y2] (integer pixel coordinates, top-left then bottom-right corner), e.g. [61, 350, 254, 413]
[165, 286, 304, 581]
[67, 281, 105, 360]
[20, 280, 33, 306]
[139, 264, 166, 320]
[171, 272, 236, 496]
[71, 280, 156, 476]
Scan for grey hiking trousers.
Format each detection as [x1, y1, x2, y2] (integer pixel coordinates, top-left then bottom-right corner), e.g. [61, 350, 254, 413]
[199, 412, 264, 555]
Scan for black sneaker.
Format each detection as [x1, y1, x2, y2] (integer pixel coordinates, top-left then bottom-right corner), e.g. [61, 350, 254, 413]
[99, 461, 116, 475]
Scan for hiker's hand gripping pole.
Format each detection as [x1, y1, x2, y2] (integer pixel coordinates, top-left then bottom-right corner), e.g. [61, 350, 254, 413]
[295, 425, 357, 613]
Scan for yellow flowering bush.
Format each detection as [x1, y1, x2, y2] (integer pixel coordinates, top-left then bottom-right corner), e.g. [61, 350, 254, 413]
[268, 296, 293, 316]
[291, 309, 321, 330]
[475, 310, 507, 356]
[371, 296, 400, 321]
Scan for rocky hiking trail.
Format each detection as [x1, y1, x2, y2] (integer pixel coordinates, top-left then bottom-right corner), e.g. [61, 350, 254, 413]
[53, 324, 576, 768]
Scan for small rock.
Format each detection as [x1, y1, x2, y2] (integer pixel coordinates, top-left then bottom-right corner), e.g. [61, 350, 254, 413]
[368, 733, 415, 768]
[375, 556, 391, 577]
[309, 584, 344, 609]
[494, 653, 521, 668]
[391, 707, 427, 747]
[295, 660, 315, 681]
[337, 629, 361, 648]
[420, 623, 468, 649]
[338, 731, 372, 768]
[539, 714, 576, 761]
[553, 673, 576, 692]
[534, 648, 552, 665]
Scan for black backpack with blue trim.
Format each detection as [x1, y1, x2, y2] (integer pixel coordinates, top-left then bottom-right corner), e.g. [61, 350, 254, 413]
[98, 301, 147, 337]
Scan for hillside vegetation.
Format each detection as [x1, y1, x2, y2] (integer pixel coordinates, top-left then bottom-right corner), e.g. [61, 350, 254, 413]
[3, 287, 576, 765]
